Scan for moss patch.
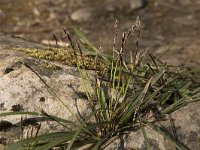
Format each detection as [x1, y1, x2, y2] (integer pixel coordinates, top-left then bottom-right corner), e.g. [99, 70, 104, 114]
[14, 47, 106, 70]
[39, 63, 62, 70]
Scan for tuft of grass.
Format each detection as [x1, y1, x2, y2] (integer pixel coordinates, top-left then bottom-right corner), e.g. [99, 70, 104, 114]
[2, 17, 200, 150]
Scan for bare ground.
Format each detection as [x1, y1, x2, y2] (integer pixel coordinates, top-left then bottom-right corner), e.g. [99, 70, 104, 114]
[0, 0, 200, 66]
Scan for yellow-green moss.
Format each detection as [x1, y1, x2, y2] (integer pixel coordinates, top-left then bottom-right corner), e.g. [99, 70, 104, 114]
[39, 63, 62, 70]
[14, 47, 106, 70]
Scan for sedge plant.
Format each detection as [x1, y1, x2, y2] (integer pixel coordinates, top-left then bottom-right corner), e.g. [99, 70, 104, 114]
[1, 17, 200, 150]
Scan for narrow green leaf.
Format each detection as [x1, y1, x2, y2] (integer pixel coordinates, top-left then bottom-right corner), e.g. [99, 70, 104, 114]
[160, 99, 187, 115]
[90, 139, 106, 150]
[0, 111, 40, 117]
[145, 120, 189, 150]
[141, 86, 164, 109]
[119, 77, 153, 124]
[138, 115, 150, 150]
[7, 132, 72, 150]
[151, 69, 165, 86]
[34, 132, 74, 150]
[0, 111, 74, 125]
[74, 28, 97, 52]
[160, 91, 173, 105]
[100, 88, 110, 121]
[74, 28, 110, 64]
[66, 128, 82, 150]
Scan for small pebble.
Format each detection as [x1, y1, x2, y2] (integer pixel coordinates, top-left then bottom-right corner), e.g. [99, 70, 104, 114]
[70, 0, 145, 22]
[71, 8, 93, 22]
[0, 9, 6, 18]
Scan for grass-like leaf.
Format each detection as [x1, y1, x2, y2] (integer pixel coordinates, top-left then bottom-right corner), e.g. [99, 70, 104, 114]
[138, 115, 150, 150]
[2, 18, 200, 150]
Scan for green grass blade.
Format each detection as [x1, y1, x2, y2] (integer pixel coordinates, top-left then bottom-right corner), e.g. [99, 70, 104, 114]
[141, 86, 164, 109]
[160, 91, 173, 105]
[138, 115, 150, 150]
[33, 132, 74, 150]
[160, 99, 187, 115]
[7, 132, 73, 150]
[150, 69, 165, 86]
[0, 111, 40, 117]
[0, 111, 74, 125]
[74, 28, 98, 52]
[74, 28, 110, 64]
[119, 77, 153, 124]
[145, 120, 189, 150]
[100, 88, 110, 122]
[66, 128, 82, 150]
[90, 139, 106, 150]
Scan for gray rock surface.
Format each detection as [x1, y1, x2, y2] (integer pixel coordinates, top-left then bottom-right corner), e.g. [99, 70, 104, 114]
[0, 33, 199, 149]
[0, 33, 91, 145]
[103, 101, 200, 150]
[126, 101, 200, 150]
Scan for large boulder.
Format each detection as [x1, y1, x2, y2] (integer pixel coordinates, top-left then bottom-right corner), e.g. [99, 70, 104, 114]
[0, 33, 91, 146]
[0, 33, 199, 149]
[103, 101, 200, 150]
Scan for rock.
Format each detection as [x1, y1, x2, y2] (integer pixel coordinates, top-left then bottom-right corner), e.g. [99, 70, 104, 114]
[0, 9, 6, 18]
[167, 102, 200, 149]
[105, 101, 200, 150]
[129, 0, 145, 12]
[0, 144, 6, 150]
[0, 33, 91, 145]
[71, 7, 94, 22]
[0, 33, 199, 149]
[70, 0, 145, 22]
